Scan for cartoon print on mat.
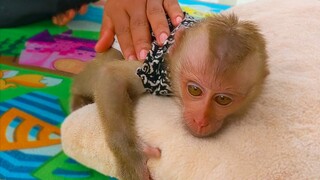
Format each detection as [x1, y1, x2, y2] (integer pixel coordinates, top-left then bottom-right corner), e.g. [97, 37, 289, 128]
[179, 0, 230, 18]
[0, 36, 27, 56]
[0, 91, 112, 179]
[0, 108, 61, 151]
[0, 92, 66, 150]
[0, 70, 62, 90]
[19, 30, 96, 74]
[0, 92, 64, 179]
[33, 152, 111, 180]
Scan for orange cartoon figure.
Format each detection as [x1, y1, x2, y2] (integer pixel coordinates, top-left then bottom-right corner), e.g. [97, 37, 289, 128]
[0, 70, 62, 90]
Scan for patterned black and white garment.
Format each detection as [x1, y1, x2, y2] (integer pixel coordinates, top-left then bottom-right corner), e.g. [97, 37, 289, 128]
[136, 13, 198, 96]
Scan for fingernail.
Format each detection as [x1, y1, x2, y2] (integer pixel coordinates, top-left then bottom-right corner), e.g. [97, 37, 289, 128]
[139, 49, 148, 60]
[160, 33, 168, 45]
[176, 16, 183, 24]
[94, 34, 105, 52]
[128, 55, 137, 61]
[94, 41, 102, 52]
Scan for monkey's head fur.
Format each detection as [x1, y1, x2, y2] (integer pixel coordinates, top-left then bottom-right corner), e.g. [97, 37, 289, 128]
[167, 13, 268, 137]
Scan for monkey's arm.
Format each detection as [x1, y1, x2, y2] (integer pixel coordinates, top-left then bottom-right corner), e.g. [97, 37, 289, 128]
[95, 48, 123, 62]
[71, 48, 123, 110]
[94, 60, 150, 180]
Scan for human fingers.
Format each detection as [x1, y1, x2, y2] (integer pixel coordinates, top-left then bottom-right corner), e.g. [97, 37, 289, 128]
[163, 0, 184, 26]
[95, 15, 115, 52]
[78, 4, 88, 15]
[128, 1, 151, 60]
[113, 12, 137, 60]
[52, 16, 58, 25]
[52, 9, 76, 26]
[62, 9, 76, 25]
[52, 13, 65, 25]
[146, 0, 170, 46]
[95, 29, 115, 52]
[105, 1, 137, 60]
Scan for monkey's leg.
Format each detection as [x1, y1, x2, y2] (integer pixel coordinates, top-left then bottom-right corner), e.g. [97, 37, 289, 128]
[94, 60, 149, 180]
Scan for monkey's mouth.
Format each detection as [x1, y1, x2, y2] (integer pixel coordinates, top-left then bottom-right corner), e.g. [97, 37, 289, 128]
[184, 119, 224, 138]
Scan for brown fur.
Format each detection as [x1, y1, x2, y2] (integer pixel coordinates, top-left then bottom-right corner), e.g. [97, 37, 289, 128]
[168, 13, 268, 137]
[71, 13, 268, 179]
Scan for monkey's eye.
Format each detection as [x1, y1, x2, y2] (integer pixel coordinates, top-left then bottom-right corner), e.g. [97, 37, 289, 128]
[214, 94, 233, 106]
[187, 83, 203, 96]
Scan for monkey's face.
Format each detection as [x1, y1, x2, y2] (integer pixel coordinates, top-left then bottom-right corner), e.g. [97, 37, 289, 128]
[179, 77, 248, 137]
[168, 14, 268, 137]
[177, 57, 264, 137]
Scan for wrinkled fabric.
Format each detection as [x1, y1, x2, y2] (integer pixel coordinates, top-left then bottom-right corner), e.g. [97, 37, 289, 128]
[136, 13, 198, 96]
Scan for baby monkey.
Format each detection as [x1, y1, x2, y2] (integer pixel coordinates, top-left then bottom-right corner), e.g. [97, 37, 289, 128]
[71, 14, 268, 180]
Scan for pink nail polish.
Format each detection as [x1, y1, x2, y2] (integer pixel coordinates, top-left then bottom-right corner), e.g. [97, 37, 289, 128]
[160, 33, 168, 45]
[139, 49, 148, 60]
[128, 55, 136, 61]
[176, 16, 183, 24]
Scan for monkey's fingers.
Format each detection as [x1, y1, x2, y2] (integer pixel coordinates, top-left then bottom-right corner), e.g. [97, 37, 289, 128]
[147, 168, 154, 180]
[143, 145, 161, 159]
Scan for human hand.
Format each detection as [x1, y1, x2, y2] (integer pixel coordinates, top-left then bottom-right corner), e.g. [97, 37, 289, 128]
[95, 0, 184, 61]
[52, 4, 88, 26]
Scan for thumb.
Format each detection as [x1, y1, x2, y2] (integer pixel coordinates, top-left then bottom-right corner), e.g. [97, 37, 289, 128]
[95, 15, 115, 52]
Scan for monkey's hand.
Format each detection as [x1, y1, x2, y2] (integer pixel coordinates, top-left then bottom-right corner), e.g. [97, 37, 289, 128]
[116, 149, 154, 180]
[144, 145, 161, 179]
[143, 145, 161, 159]
[115, 145, 160, 180]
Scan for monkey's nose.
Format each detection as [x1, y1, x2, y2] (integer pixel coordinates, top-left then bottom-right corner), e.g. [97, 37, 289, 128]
[193, 118, 209, 128]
